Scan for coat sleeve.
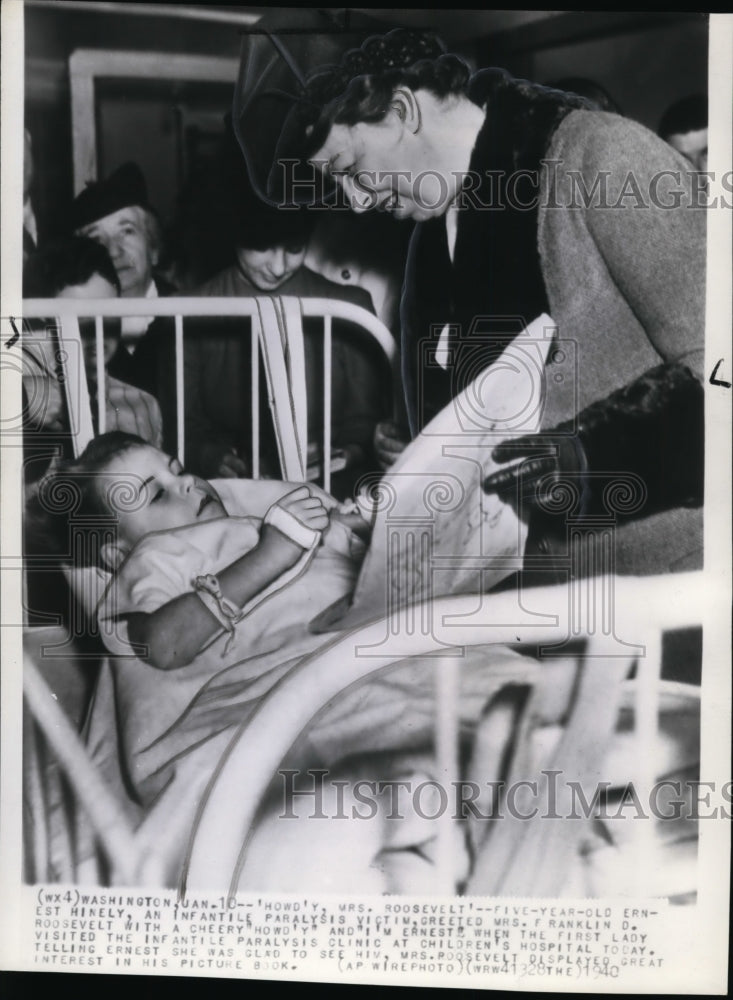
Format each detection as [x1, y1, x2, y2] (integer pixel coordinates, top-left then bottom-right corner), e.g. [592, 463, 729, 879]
[536, 118, 706, 520]
[580, 117, 706, 381]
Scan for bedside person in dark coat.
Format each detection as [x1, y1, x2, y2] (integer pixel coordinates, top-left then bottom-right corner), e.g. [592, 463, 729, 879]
[187, 193, 391, 498]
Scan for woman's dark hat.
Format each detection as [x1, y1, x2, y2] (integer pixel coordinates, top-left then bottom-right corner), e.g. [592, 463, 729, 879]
[233, 12, 366, 208]
[71, 162, 151, 231]
[235, 183, 316, 250]
[232, 15, 445, 207]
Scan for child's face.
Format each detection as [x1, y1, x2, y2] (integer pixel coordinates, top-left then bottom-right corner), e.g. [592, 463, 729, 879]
[96, 445, 227, 550]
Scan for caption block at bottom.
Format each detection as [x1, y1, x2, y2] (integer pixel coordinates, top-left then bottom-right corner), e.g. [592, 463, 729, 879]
[29, 888, 667, 984]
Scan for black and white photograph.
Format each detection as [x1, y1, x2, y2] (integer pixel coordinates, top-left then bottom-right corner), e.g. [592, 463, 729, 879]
[0, 5, 731, 992]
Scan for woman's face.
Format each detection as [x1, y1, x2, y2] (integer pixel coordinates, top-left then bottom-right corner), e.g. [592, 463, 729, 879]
[236, 243, 307, 291]
[310, 117, 455, 222]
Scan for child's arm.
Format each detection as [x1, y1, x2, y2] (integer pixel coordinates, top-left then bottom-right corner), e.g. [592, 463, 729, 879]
[126, 487, 329, 671]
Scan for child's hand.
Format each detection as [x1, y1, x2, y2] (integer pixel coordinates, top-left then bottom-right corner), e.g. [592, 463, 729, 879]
[278, 486, 330, 531]
[263, 486, 330, 552]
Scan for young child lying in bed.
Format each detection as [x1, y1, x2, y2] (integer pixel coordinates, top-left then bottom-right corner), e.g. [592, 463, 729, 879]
[30, 430, 401, 794]
[32, 430, 368, 672]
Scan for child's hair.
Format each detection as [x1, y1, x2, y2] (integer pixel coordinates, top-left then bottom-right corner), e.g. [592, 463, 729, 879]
[25, 431, 148, 566]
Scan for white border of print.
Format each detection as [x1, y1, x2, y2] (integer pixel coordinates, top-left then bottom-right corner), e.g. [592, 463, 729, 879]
[1, 5, 730, 993]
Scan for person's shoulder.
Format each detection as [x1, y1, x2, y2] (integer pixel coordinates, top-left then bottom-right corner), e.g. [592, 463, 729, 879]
[298, 267, 375, 313]
[556, 109, 644, 145]
[554, 110, 676, 170]
[194, 265, 244, 297]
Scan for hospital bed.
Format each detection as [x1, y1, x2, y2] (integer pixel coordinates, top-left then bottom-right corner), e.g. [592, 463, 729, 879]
[18, 296, 704, 898]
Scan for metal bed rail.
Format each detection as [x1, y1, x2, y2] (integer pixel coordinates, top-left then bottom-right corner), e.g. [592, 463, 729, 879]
[21, 296, 396, 492]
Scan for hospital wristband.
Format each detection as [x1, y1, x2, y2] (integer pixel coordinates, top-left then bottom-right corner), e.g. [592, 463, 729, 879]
[264, 503, 322, 550]
[192, 573, 243, 634]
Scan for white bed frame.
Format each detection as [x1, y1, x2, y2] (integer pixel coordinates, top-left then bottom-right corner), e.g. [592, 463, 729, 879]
[22, 295, 397, 490]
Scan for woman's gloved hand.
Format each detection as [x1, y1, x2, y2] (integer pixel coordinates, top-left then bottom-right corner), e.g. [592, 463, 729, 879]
[482, 362, 704, 522]
[483, 435, 588, 512]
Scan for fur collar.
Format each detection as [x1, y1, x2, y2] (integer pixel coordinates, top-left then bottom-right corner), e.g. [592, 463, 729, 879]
[401, 70, 589, 433]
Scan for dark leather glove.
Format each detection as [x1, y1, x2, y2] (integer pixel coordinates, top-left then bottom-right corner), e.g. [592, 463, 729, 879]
[483, 434, 588, 513]
[483, 362, 704, 521]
